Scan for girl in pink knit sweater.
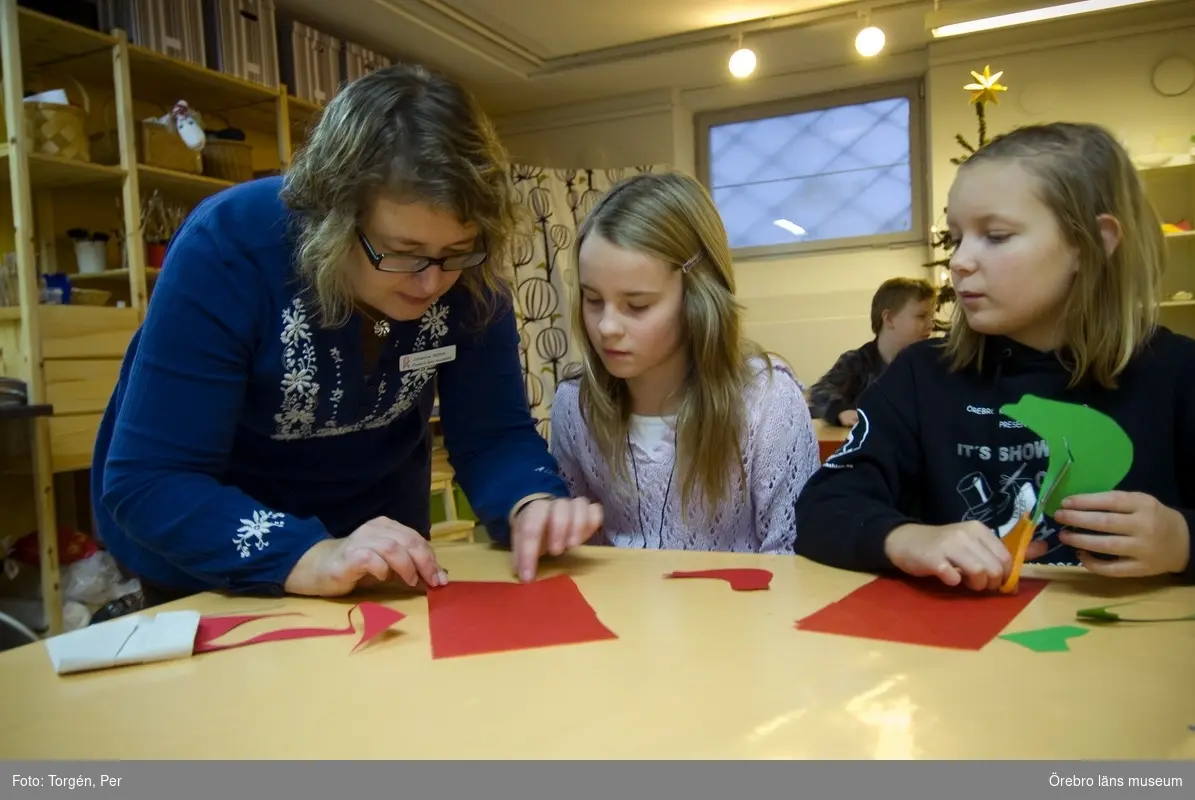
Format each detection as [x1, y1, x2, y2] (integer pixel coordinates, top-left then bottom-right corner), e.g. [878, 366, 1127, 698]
[549, 172, 821, 553]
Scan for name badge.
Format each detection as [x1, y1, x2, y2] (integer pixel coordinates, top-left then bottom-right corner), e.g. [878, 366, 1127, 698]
[399, 345, 457, 372]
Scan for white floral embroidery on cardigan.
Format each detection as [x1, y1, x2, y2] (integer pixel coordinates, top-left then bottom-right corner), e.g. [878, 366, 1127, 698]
[234, 510, 285, 558]
[271, 296, 449, 441]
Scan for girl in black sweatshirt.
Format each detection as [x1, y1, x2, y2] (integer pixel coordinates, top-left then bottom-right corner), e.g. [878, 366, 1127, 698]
[794, 121, 1195, 590]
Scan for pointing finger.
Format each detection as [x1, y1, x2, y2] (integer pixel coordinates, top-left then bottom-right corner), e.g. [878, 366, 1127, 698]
[514, 501, 549, 583]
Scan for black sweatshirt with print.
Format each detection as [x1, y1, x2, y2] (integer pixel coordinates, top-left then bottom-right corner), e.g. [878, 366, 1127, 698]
[807, 339, 887, 424]
[794, 327, 1195, 584]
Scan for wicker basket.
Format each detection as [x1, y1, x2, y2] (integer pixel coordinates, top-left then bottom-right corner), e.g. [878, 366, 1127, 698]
[9, 76, 93, 163]
[202, 139, 254, 182]
[25, 101, 91, 162]
[69, 288, 112, 306]
[141, 122, 203, 173]
[90, 119, 203, 174]
[90, 100, 204, 174]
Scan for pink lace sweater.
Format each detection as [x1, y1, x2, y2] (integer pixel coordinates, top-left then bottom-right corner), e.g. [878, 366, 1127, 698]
[549, 359, 821, 554]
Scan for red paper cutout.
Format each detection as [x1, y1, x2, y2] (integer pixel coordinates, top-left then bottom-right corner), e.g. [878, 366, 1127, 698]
[666, 568, 773, 591]
[426, 574, 617, 659]
[818, 440, 842, 463]
[795, 575, 1049, 650]
[194, 602, 406, 654]
[193, 612, 300, 645]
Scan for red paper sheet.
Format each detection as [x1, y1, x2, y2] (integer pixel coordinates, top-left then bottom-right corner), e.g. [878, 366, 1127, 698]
[666, 568, 772, 591]
[795, 575, 1049, 650]
[426, 574, 617, 659]
[194, 602, 406, 654]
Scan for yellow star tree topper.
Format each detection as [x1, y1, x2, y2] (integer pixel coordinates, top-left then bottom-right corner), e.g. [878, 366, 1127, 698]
[925, 65, 1011, 327]
[965, 65, 1008, 106]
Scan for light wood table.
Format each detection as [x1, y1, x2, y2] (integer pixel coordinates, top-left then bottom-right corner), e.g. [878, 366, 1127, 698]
[812, 418, 851, 461]
[0, 543, 1192, 759]
[812, 418, 851, 442]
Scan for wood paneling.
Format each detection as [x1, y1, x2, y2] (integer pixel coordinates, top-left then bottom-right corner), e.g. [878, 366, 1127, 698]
[44, 360, 120, 415]
[40, 306, 138, 360]
[49, 413, 102, 473]
[0, 316, 25, 382]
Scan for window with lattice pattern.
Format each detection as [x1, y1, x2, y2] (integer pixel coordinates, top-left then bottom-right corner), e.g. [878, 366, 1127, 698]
[698, 82, 926, 256]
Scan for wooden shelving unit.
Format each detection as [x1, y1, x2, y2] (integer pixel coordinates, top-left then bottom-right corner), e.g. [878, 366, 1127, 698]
[0, 0, 327, 635]
[137, 164, 234, 204]
[0, 147, 126, 188]
[1141, 159, 1195, 338]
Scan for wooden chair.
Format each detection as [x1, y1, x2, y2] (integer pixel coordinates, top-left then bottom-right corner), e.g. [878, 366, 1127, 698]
[429, 466, 476, 543]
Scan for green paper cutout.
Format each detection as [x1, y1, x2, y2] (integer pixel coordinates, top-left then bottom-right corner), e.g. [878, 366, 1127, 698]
[1077, 601, 1195, 623]
[999, 625, 1089, 652]
[999, 395, 1134, 519]
[1076, 605, 1122, 621]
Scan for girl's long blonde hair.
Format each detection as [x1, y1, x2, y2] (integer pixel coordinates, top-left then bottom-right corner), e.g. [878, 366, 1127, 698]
[280, 62, 517, 329]
[945, 121, 1165, 388]
[568, 171, 771, 514]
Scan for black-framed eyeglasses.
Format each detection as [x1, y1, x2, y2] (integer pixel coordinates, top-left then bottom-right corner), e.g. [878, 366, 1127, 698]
[357, 229, 488, 274]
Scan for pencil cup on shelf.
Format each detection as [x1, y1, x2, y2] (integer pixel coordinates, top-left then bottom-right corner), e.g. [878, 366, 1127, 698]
[73, 241, 106, 275]
[67, 228, 109, 275]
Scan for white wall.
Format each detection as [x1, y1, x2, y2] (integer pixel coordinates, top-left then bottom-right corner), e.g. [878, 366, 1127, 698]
[495, 7, 1195, 385]
[925, 12, 1195, 224]
[499, 89, 682, 169]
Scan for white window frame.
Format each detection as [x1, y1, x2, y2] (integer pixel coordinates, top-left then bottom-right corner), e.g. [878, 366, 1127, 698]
[695, 79, 929, 259]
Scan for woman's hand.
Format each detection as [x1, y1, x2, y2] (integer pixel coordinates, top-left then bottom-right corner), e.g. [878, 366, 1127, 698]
[1054, 491, 1191, 578]
[837, 409, 859, 428]
[884, 520, 1012, 591]
[511, 497, 603, 582]
[284, 517, 448, 597]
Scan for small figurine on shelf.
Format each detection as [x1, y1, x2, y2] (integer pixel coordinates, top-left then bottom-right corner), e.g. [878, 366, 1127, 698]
[168, 100, 206, 150]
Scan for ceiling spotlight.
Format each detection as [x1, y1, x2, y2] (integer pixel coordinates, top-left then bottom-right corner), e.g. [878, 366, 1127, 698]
[729, 47, 757, 78]
[855, 25, 886, 57]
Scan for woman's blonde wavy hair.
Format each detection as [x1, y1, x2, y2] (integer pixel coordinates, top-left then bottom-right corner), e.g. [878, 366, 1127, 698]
[280, 62, 517, 328]
[944, 121, 1165, 388]
[568, 171, 773, 515]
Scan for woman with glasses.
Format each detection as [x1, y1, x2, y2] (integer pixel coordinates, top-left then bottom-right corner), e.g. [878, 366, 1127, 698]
[90, 63, 603, 607]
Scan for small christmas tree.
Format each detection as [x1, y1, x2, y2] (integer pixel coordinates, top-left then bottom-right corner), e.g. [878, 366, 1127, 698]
[926, 65, 1009, 331]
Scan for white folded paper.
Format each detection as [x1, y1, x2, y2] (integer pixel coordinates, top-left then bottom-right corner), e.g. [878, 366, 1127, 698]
[44, 610, 201, 675]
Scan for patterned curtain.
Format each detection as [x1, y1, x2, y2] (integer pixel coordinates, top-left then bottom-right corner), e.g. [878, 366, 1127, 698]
[508, 164, 670, 439]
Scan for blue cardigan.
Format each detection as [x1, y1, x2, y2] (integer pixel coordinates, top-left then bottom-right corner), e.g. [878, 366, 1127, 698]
[91, 177, 568, 596]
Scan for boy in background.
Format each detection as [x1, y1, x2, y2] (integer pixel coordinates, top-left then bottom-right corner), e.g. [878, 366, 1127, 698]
[808, 277, 936, 427]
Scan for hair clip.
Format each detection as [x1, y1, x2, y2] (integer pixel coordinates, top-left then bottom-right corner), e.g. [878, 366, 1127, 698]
[681, 253, 701, 274]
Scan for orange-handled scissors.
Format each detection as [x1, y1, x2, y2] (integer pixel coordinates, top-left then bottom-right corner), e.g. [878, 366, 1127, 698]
[999, 439, 1073, 594]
